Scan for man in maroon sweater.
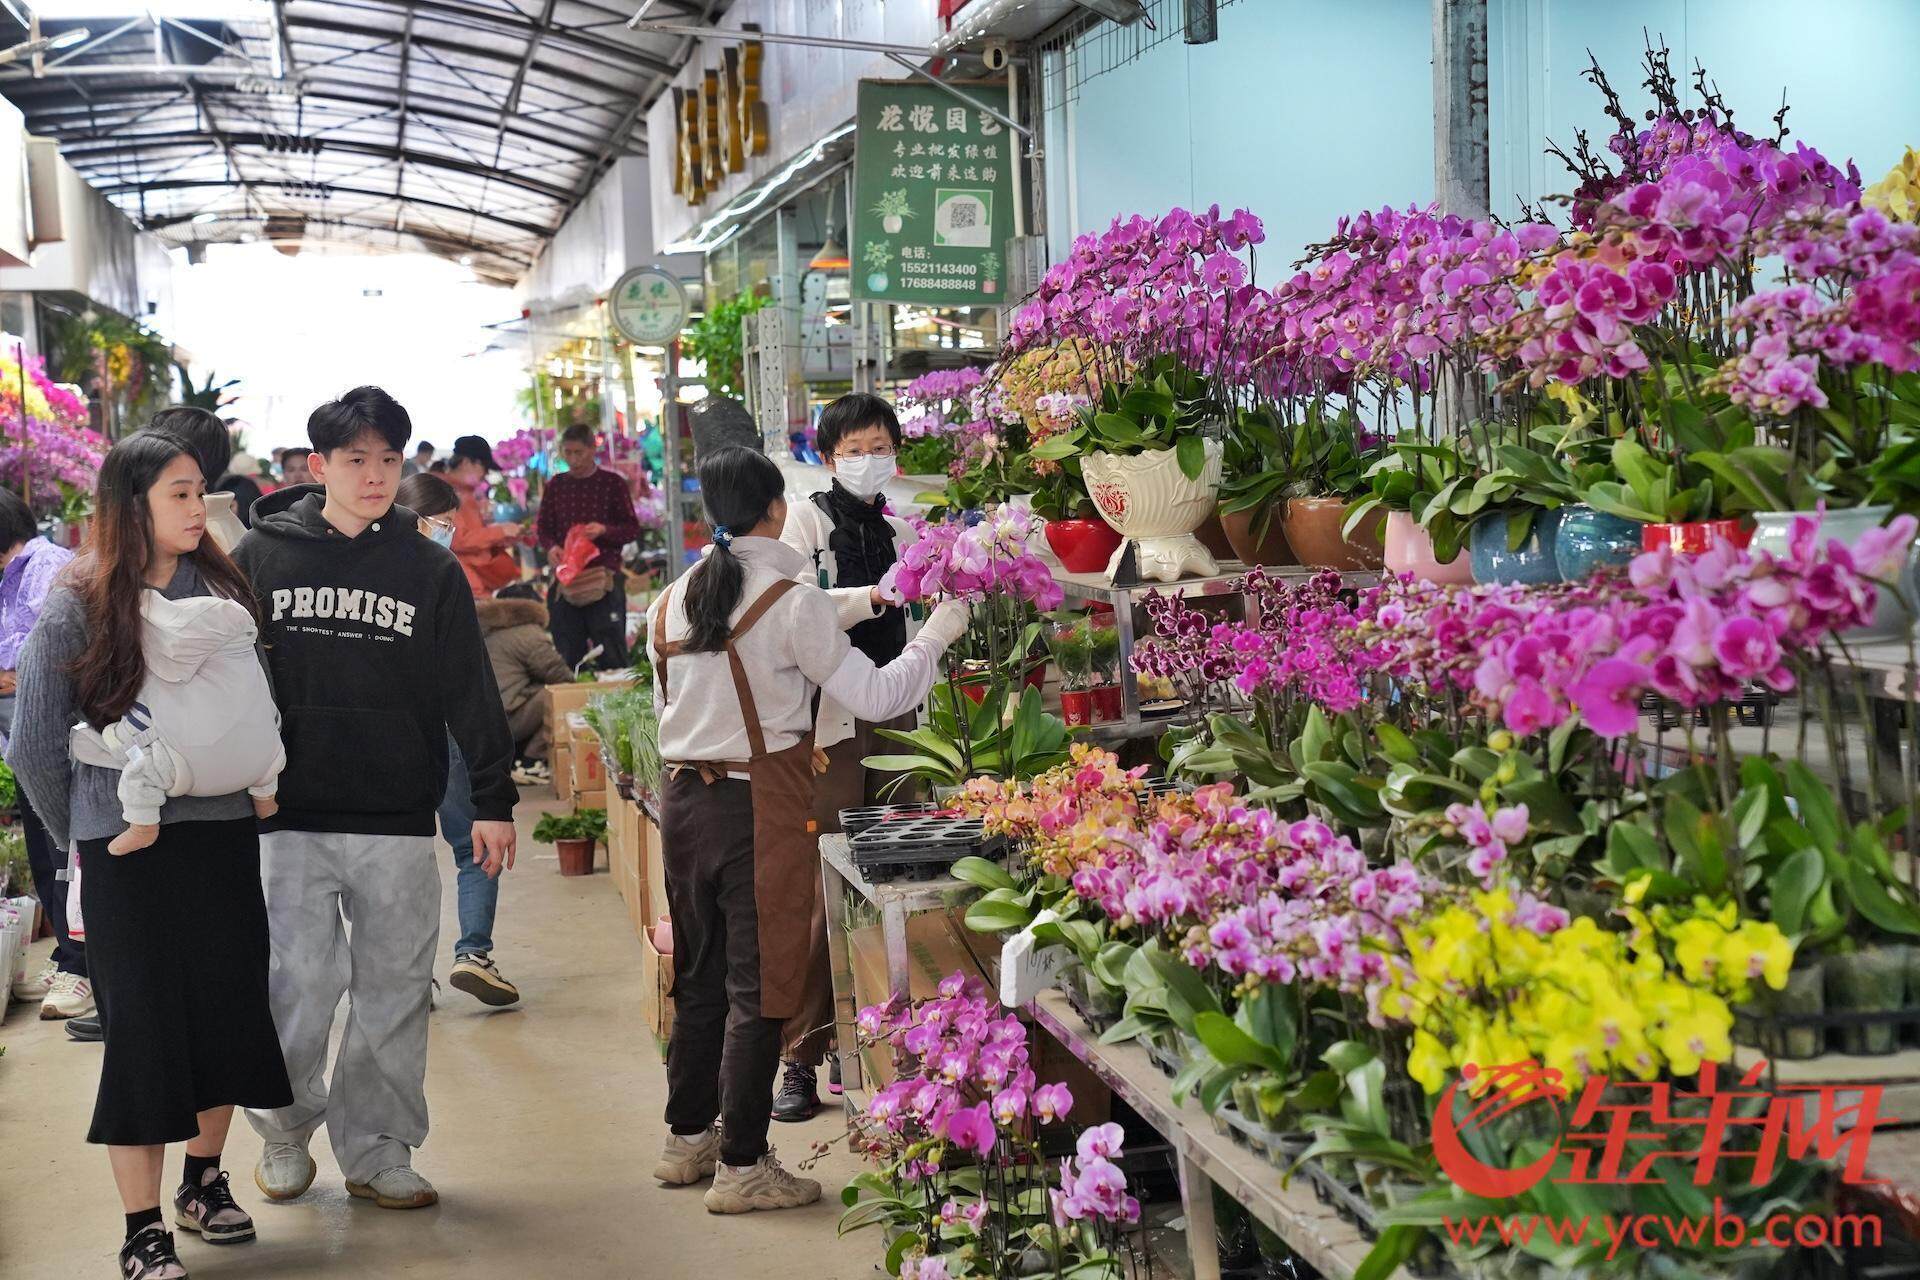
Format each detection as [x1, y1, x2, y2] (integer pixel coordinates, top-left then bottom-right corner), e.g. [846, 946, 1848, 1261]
[534, 425, 642, 669]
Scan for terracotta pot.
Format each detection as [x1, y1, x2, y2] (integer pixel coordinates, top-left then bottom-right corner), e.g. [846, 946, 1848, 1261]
[1383, 512, 1470, 584]
[1281, 497, 1384, 570]
[1060, 689, 1093, 727]
[1641, 519, 1751, 555]
[1082, 442, 1224, 582]
[1044, 519, 1124, 574]
[1219, 503, 1295, 567]
[1091, 684, 1123, 722]
[556, 837, 595, 877]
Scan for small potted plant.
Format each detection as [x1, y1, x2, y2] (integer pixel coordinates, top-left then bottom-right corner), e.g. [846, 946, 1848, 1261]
[533, 807, 608, 877]
[1088, 618, 1122, 722]
[870, 188, 912, 235]
[1048, 622, 1094, 727]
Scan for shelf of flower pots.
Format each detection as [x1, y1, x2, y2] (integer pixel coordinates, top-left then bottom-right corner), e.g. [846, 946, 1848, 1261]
[1030, 990, 1380, 1280]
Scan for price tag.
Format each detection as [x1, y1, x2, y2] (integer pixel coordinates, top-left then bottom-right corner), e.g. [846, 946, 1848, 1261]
[999, 909, 1071, 1008]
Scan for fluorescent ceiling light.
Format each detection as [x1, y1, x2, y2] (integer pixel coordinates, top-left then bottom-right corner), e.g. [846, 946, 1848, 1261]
[32, 0, 269, 20]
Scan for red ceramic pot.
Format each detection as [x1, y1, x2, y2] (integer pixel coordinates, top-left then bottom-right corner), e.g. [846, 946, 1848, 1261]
[1060, 689, 1094, 727]
[1641, 519, 1752, 555]
[958, 663, 1047, 705]
[1091, 685, 1123, 722]
[1044, 519, 1124, 574]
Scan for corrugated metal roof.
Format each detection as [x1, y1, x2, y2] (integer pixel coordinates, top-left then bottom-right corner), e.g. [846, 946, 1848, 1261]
[0, 0, 726, 282]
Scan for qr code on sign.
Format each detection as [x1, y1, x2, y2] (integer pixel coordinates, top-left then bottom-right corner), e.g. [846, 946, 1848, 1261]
[933, 190, 992, 248]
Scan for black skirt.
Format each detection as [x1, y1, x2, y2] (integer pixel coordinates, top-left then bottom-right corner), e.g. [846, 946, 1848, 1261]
[81, 817, 293, 1146]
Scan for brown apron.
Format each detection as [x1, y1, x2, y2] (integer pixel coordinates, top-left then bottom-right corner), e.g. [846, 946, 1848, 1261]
[654, 578, 819, 1021]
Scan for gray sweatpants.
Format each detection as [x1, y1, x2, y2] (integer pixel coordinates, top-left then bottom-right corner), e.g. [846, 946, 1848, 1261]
[246, 830, 440, 1183]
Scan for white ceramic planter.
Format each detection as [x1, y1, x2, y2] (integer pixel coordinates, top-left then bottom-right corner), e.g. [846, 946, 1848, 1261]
[1082, 441, 1223, 582]
[1750, 504, 1918, 641]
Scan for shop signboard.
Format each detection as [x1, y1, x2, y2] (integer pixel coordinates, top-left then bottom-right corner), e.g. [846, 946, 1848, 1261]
[608, 266, 688, 345]
[850, 78, 1015, 308]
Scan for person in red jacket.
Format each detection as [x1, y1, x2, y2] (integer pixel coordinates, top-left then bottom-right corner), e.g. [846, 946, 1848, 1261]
[446, 436, 521, 597]
[534, 425, 639, 669]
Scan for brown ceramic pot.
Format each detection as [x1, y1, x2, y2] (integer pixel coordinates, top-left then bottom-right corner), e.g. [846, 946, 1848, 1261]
[1282, 497, 1385, 570]
[1218, 503, 1296, 567]
[1194, 511, 1233, 560]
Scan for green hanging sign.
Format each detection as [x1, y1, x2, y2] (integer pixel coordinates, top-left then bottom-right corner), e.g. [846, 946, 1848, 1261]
[850, 78, 1016, 308]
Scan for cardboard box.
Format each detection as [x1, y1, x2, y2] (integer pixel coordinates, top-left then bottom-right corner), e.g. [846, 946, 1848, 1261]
[568, 715, 606, 796]
[551, 744, 573, 802]
[547, 675, 637, 753]
[640, 927, 675, 1058]
[643, 809, 666, 933]
[850, 912, 997, 1088]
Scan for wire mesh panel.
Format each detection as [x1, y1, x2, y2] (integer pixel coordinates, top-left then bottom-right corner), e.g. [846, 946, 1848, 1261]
[1038, 0, 1246, 105]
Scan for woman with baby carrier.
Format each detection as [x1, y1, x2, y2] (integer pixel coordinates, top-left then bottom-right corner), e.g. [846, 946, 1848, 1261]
[6, 431, 292, 1280]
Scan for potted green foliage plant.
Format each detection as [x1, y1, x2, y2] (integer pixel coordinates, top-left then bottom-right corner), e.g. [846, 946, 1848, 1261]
[533, 808, 608, 877]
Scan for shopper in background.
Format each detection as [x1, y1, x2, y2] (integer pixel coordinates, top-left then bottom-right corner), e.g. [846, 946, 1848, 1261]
[237, 388, 517, 1212]
[647, 446, 967, 1214]
[0, 489, 87, 1021]
[406, 440, 435, 477]
[216, 452, 266, 528]
[8, 432, 293, 1280]
[280, 447, 314, 489]
[771, 392, 915, 1121]
[394, 470, 532, 1008]
[144, 406, 248, 553]
[445, 434, 521, 597]
[535, 425, 639, 671]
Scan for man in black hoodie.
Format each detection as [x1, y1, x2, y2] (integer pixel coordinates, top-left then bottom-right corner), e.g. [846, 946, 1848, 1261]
[235, 386, 517, 1211]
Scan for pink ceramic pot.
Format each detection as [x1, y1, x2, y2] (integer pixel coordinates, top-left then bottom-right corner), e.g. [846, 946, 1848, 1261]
[651, 916, 674, 955]
[1384, 512, 1472, 585]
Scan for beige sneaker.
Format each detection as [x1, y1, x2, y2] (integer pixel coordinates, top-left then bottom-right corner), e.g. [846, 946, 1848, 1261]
[41, 972, 93, 1020]
[703, 1149, 821, 1214]
[654, 1127, 720, 1186]
[345, 1166, 438, 1210]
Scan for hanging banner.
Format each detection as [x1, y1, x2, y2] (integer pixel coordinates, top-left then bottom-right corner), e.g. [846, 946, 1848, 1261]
[850, 78, 1016, 308]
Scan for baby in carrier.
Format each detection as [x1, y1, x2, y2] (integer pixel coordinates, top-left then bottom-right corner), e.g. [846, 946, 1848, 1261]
[71, 591, 286, 855]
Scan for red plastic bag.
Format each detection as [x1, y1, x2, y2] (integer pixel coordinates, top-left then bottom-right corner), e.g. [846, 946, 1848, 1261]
[554, 526, 599, 586]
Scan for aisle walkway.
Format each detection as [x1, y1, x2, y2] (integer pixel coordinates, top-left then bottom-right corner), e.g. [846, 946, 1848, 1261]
[0, 797, 875, 1280]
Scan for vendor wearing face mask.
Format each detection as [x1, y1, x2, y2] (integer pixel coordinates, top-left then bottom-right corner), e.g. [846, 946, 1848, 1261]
[771, 392, 914, 1122]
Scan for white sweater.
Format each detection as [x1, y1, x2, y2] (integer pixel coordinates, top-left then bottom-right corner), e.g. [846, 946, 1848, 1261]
[778, 497, 923, 750]
[647, 537, 962, 763]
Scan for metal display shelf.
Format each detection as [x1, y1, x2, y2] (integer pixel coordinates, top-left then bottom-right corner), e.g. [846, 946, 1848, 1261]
[1031, 990, 1384, 1280]
[819, 833, 972, 1097]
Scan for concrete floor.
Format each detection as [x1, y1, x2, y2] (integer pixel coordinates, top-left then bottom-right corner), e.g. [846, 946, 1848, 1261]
[0, 797, 876, 1280]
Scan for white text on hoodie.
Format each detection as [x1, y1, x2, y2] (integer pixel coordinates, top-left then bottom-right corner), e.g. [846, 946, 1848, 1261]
[269, 586, 416, 637]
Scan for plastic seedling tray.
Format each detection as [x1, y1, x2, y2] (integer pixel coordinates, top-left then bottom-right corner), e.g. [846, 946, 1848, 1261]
[837, 801, 948, 836]
[848, 817, 1007, 882]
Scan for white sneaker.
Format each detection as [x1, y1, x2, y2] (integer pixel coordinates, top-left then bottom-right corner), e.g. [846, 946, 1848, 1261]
[12, 959, 55, 1003]
[254, 1140, 317, 1201]
[703, 1148, 821, 1214]
[346, 1165, 438, 1210]
[654, 1126, 720, 1185]
[40, 972, 93, 1020]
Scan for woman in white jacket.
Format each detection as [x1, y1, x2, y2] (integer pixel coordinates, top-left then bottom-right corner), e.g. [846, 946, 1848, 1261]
[773, 393, 917, 1123]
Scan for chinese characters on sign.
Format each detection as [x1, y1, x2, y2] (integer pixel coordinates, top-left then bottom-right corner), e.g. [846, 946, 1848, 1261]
[672, 27, 768, 205]
[851, 79, 1016, 308]
[608, 267, 688, 346]
[1433, 1060, 1888, 1196]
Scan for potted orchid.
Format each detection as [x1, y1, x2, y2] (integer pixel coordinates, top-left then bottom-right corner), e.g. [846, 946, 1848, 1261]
[1010, 206, 1266, 582]
[837, 979, 1138, 1280]
[895, 367, 988, 486]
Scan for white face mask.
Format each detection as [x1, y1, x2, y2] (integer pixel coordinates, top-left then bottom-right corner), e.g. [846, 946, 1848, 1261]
[835, 453, 896, 500]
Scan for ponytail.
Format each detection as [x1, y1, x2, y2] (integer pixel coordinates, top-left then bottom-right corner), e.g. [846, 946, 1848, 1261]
[680, 446, 784, 653]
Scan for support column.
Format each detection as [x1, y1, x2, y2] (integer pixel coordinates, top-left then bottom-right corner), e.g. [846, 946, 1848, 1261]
[1432, 0, 1490, 220]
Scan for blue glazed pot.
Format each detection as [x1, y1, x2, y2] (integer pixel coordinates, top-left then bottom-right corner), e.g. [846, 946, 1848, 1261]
[1554, 504, 1642, 581]
[1470, 509, 1562, 585]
